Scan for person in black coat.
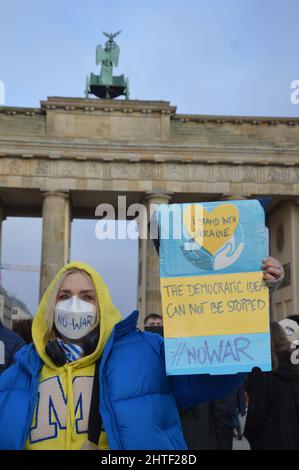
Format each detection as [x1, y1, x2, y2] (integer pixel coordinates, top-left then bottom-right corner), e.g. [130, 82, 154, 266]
[0, 319, 25, 374]
[244, 322, 299, 450]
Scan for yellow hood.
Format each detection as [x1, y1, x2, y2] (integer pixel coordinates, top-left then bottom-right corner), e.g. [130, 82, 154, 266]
[32, 261, 122, 369]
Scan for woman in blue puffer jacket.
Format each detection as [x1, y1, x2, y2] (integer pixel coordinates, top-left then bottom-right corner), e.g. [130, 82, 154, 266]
[0, 259, 283, 450]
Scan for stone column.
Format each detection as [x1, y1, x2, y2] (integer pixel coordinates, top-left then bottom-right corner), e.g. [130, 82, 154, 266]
[40, 191, 71, 298]
[0, 199, 6, 322]
[268, 202, 299, 320]
[137, 191, 173, 328]
[0, 199, 6, 271]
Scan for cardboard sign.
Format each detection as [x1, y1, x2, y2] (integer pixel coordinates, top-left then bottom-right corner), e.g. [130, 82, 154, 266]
[157, 200, 271, 375]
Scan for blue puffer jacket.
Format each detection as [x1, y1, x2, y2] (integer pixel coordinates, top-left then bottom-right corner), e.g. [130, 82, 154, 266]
[0, 311, 243, 450]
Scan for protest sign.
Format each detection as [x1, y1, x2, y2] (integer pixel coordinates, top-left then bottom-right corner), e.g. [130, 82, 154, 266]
[157, 200, 271, 375]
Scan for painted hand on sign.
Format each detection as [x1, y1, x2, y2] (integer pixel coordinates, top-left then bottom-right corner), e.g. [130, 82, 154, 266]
[182, 204, 244, 271]
[214, 234, 245, 270]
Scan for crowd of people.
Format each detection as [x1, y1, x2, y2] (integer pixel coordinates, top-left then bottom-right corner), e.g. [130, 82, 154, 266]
[0, 256, 298, 450]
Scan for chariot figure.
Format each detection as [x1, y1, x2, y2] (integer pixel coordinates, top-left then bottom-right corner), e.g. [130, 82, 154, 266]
[85, 31, 129, 99]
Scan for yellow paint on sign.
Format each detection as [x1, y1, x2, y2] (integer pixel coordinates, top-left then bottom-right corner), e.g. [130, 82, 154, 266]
[161, 271, 269, 338]
[183, 204, 239, 255]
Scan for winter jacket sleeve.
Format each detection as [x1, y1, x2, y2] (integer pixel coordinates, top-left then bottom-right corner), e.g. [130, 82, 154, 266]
[155, 339, 245, 411]
[170, 370, 245, 411]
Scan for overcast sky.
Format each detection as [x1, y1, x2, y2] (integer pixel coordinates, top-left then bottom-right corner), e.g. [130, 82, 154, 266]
[1, 0, 299, 316]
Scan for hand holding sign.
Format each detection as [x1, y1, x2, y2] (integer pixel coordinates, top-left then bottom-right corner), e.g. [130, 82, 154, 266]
[262, 256, 284, 282]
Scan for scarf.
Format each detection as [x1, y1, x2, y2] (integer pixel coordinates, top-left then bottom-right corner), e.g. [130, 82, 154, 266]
[57, 338, 84, 363]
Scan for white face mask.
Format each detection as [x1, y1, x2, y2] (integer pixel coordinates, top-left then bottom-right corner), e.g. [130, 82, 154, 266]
[54, 296, 97, 340]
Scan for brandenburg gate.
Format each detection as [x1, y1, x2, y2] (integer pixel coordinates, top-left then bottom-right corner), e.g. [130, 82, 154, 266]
[0, 96, 299, 322]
